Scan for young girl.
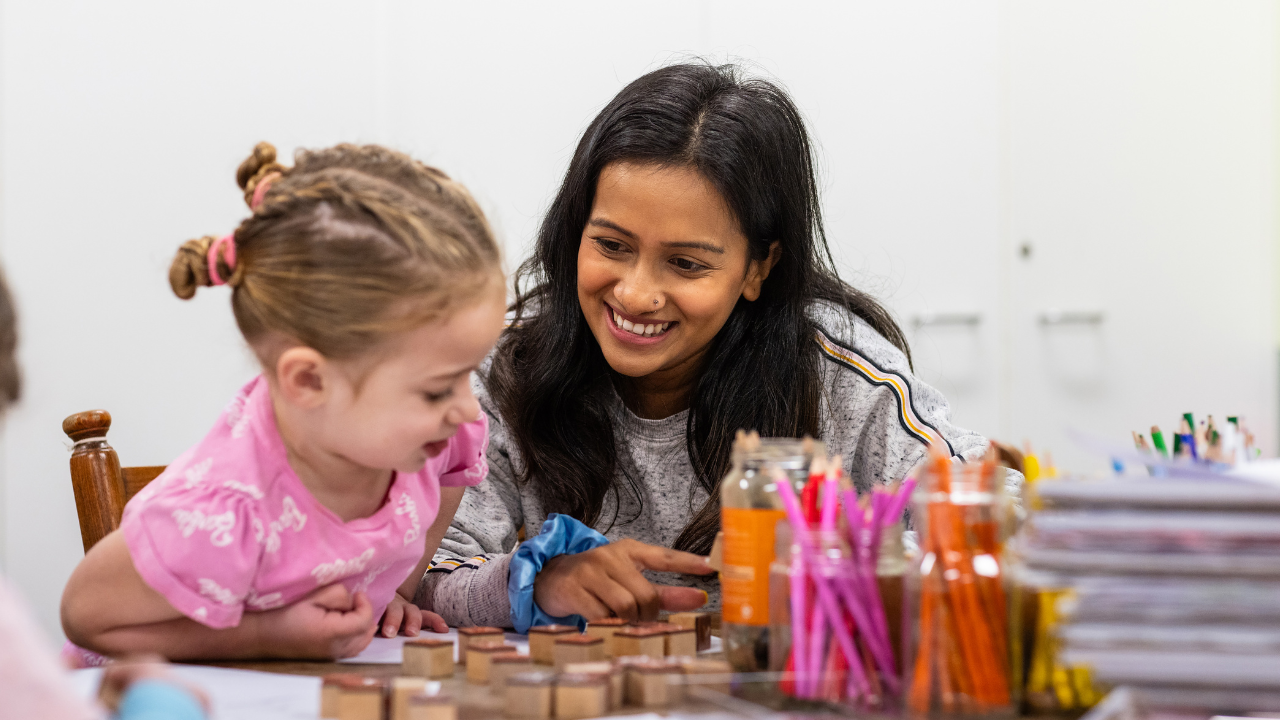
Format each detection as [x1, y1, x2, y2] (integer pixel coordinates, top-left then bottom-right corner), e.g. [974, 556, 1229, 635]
[61, 142, 505, 660]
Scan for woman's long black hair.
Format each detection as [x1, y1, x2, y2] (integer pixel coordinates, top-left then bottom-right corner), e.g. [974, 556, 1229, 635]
[487, 63, 909, 555]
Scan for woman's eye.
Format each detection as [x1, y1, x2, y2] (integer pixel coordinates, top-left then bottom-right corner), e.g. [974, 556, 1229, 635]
[672, 257, 707, 272]
[594, 238, 626, 254]
[423, 389, 453, 403]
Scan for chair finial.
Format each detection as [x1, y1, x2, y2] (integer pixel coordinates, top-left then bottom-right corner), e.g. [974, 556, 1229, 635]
[63, 410, 111, 442]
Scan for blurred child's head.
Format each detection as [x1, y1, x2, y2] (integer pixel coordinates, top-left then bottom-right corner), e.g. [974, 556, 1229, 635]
[169, 142, 504, 473]
[0, 270, 18, 414]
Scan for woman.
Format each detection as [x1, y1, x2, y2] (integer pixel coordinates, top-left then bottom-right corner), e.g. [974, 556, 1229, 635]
[414, 63, 1003, 630]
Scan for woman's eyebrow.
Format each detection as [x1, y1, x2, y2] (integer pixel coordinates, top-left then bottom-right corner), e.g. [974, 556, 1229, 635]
[662, 240, 725, 254]
[587, 218, 636, 238]
[588, 218, 725, 254]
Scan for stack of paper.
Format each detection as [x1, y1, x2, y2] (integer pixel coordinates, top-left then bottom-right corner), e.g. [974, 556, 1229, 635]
[1018, 476, 1280, 706]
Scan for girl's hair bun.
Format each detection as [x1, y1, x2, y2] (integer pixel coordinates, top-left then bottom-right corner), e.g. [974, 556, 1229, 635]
[168, 235, 217, 300]
[235, 141, 286, 208]
[171, 141, 501, 361]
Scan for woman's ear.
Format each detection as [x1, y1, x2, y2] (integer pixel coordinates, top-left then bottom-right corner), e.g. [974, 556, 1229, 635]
[274, 346, 331, 410]
[741, 241, 783, 302]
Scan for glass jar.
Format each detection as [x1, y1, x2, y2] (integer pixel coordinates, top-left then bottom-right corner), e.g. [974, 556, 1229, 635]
[906, 458, 1019, 717]
[877, 519, 908, 682]
[720, 437, 822, 672]
[766, 519, 793, 674]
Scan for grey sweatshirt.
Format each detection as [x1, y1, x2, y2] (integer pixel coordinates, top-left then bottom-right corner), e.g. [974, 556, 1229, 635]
[414, 301, 1009, 628]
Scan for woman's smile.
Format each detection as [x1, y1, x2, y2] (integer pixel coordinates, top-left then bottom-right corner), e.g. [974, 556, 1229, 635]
[604, 302, 675, 344]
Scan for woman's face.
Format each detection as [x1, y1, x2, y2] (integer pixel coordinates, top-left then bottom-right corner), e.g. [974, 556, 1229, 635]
[577, 161, 777, 384]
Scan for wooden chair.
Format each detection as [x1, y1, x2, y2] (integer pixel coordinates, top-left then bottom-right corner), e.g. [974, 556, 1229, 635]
[64, 410, 166, 553]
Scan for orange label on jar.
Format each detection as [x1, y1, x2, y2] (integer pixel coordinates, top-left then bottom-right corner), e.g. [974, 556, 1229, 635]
[720, 507, 785, 626]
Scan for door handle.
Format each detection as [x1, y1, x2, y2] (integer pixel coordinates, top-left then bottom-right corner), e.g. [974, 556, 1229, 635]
[911, 312, 982, 329]
[1038, 310, 1104, 326]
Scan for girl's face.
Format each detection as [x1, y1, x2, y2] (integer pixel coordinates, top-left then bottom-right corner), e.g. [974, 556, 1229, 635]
[313, 282, 506, 474]
[577, 162, 776, 388]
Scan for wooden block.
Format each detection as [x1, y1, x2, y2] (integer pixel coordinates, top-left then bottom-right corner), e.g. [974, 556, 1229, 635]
[612, 626, 666, 659]
[406, 693, 456, 720]
[504, 671, 555, 719]
[625, 661, 683, 707]
[678, 658, 733, 695]
[562, 663, 621, 710]
[527, 624, 578, 665]
[389, 677, 427, 720]
[457, 626, 504, 666]
[613, 656, 651, 706]
[403, 638, 454, 679]
[562, 662, 610, 674]
[490, 653, 535, 692]
[321, 673, 363, 719]
[553, 673, 608, 720]
[584, 618, 628, 658]
[466, 640, 517, 684]
[639, 622, 693, 657]
[552, 635, 605, 669]
[666, 612, 712, 652]
[334, 676, 387, 720]
[664, 627, 697, 658]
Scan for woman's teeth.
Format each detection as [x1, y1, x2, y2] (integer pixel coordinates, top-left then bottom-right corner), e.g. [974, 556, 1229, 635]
[612, 309, 670, 337]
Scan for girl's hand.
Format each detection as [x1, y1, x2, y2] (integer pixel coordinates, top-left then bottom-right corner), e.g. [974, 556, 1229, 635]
[533, 539, 713, 622]
[255, 583, 377, 659]
[379, 591, 448, 637]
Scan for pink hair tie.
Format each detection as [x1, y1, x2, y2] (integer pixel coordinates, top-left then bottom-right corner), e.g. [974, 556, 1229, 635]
[207, 233, 237, 286]
[250, 171, 280, 210]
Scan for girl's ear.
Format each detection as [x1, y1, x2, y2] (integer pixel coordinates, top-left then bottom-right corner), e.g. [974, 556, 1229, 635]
[742, 241, 782, 302]
[275, 346, 331, 409]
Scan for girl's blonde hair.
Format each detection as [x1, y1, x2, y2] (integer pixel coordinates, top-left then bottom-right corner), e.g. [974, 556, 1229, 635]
[169, 142, 501, 362]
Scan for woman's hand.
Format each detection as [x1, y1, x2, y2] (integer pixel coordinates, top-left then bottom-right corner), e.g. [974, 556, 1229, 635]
[533, 539, 713, 622]
[379, 590, 448, 637]
[251, 584, 377, 659]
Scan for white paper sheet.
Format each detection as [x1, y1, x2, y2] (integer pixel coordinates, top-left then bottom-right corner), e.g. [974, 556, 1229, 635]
[71, 665, 320, 720]
[338, 629, 721, 664]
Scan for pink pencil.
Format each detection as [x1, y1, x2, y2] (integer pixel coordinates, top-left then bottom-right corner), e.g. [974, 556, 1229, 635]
[840, 488, 899, 692]
[788, 524, 810, 697]
[776, 470, 870, 698]
[815, 476, 841, 698]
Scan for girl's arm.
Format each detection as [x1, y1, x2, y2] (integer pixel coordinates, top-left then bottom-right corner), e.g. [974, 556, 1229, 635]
[379, 486, 466, 637]
[61, 530, 375, 660]
[396, 485, 465, 601]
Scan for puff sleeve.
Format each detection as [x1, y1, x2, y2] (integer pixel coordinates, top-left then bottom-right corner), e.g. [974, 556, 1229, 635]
[437, 414, 489, 488]
[120, 475, 264, 629]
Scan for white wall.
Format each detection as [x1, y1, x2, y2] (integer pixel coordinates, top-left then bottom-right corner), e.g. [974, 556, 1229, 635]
[0, 1, 1273, 638]
[1005, 1, 1278, 471]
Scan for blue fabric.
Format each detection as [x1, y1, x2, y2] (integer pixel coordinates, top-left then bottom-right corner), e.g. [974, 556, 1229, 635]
[116, 679, 207, 720]
[508, 513, 609, 633]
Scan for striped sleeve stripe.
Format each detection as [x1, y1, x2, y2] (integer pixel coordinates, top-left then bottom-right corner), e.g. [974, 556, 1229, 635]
[815, 330, 955, 457]
[426, 555, 491, 574]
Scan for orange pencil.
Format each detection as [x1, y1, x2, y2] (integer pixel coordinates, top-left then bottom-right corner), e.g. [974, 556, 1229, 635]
[908, 568, 939, 710]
